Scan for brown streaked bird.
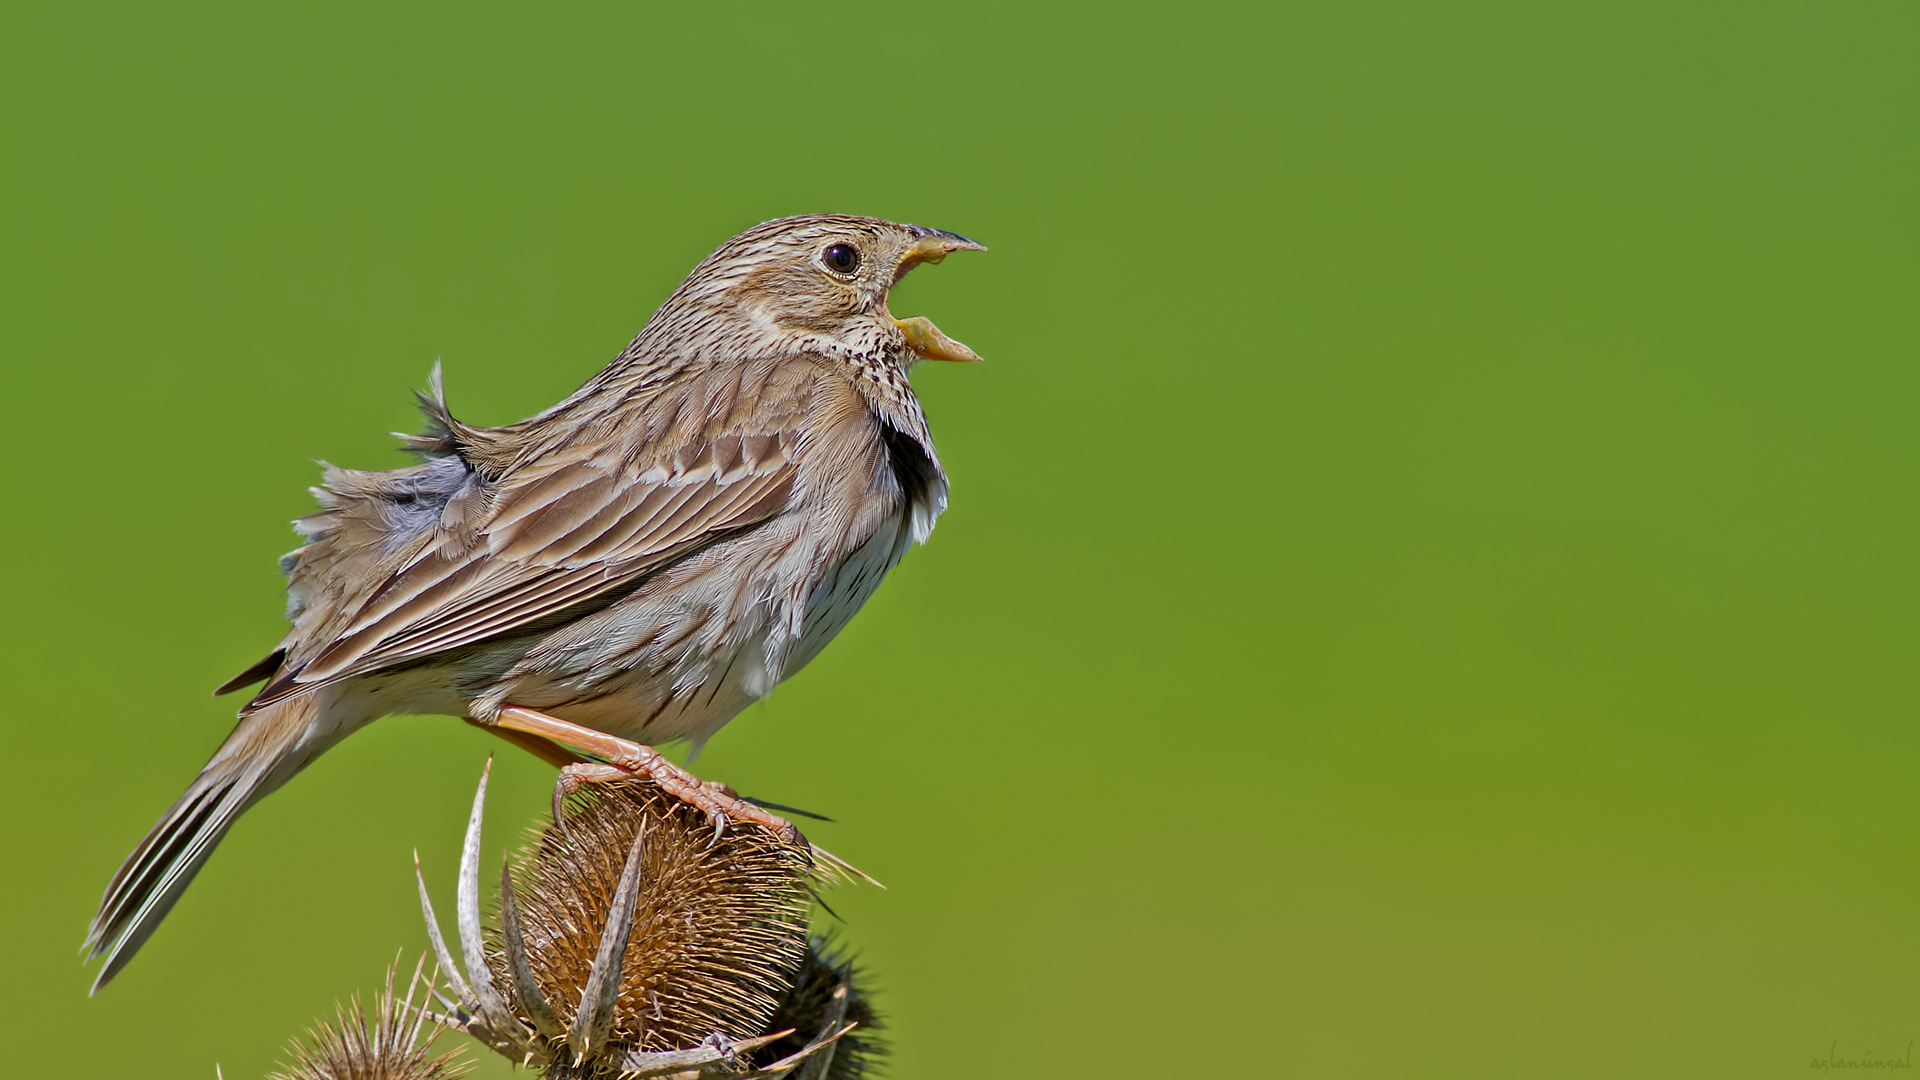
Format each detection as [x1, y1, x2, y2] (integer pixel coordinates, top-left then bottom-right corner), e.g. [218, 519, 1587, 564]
[85, 214, 985, 991]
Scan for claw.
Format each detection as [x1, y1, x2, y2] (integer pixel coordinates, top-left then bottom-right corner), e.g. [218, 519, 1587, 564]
[497, 706, 798, 841]
[550, 774, 576, 848]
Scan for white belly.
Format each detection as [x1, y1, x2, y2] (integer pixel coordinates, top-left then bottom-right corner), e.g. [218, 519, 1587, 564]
[471, 510, 911, 755]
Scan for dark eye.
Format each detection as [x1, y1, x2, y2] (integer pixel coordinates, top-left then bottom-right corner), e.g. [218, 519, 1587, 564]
[822, 243, 861, 274]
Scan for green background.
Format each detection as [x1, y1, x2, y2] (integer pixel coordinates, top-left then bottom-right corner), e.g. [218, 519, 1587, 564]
[1, 1, 1914, 1076]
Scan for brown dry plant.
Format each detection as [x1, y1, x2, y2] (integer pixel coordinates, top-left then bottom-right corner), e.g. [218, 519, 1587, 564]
[268, 956, 468, 1080]
[507, 776, 813, 1053]
[416, 761, 863, 1079]
[758, 937, 886, 1080]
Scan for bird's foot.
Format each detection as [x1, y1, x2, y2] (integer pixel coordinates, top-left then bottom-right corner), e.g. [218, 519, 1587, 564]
[491, 705, 800, 847]
[555, 758, 801, 847]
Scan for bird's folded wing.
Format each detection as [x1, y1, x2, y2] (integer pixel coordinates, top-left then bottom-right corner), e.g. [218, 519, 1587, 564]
[243, 410, 800, 713]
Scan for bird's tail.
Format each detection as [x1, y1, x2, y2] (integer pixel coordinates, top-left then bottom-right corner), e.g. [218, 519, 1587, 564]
[84, 693, 332, 992]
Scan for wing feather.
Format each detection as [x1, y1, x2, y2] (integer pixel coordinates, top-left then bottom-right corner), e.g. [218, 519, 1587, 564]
[243, 360, 811, 712]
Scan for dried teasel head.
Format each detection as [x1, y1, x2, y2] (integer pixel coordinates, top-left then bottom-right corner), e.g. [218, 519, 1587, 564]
[267, 955, 469, 1080]
[417, 761, 861, 1079]
[757, 937, 887, 1080]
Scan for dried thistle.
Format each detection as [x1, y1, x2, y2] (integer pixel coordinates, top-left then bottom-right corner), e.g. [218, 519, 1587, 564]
[758, 937, 887, 1079]
[417, 761, 860, 1078]
[268, 956, 469, 1080]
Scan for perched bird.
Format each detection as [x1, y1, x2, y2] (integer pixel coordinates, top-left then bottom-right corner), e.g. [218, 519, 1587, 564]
[85, 214, 985, 991]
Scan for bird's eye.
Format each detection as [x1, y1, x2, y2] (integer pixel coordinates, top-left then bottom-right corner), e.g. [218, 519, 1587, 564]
[822, 243, 861, 274]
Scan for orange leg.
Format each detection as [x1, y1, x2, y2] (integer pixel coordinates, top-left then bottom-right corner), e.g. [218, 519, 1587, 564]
[463, 716, 589, 769]
[490, 705, 800, 846]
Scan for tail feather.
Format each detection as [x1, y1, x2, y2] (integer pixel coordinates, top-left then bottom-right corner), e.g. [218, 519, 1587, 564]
[85, 696, 324, 992]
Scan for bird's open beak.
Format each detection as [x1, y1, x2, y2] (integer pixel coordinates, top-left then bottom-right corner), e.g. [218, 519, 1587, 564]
[894, 315, 982, 363]
[892, 227, 986, 363]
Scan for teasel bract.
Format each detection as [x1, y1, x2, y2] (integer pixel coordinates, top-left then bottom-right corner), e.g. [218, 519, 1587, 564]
[414, 761, 870, 1078]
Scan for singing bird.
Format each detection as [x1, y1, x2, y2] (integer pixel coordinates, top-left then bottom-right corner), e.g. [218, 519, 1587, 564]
[86, 214, 985, 991]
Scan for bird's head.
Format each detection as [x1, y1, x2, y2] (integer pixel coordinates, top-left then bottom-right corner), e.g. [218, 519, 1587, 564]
[662, 214, 987, 368]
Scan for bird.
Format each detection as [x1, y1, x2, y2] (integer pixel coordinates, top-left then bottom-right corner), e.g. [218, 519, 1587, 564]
[84, 214, 986, 992]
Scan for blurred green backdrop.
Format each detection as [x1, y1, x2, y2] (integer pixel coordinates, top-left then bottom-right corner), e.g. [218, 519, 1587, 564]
[2, 1, 1915, 1077]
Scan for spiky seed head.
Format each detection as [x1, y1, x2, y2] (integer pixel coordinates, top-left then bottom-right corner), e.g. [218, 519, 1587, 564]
[757, 936, 887, 1080]
[269, 957, 468, 1080]
[499, 780, 814, 1069]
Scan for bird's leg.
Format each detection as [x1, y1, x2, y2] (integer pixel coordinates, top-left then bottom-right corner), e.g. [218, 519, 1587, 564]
[463, 716, 588, 769]
[491, 705, 800, 846]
